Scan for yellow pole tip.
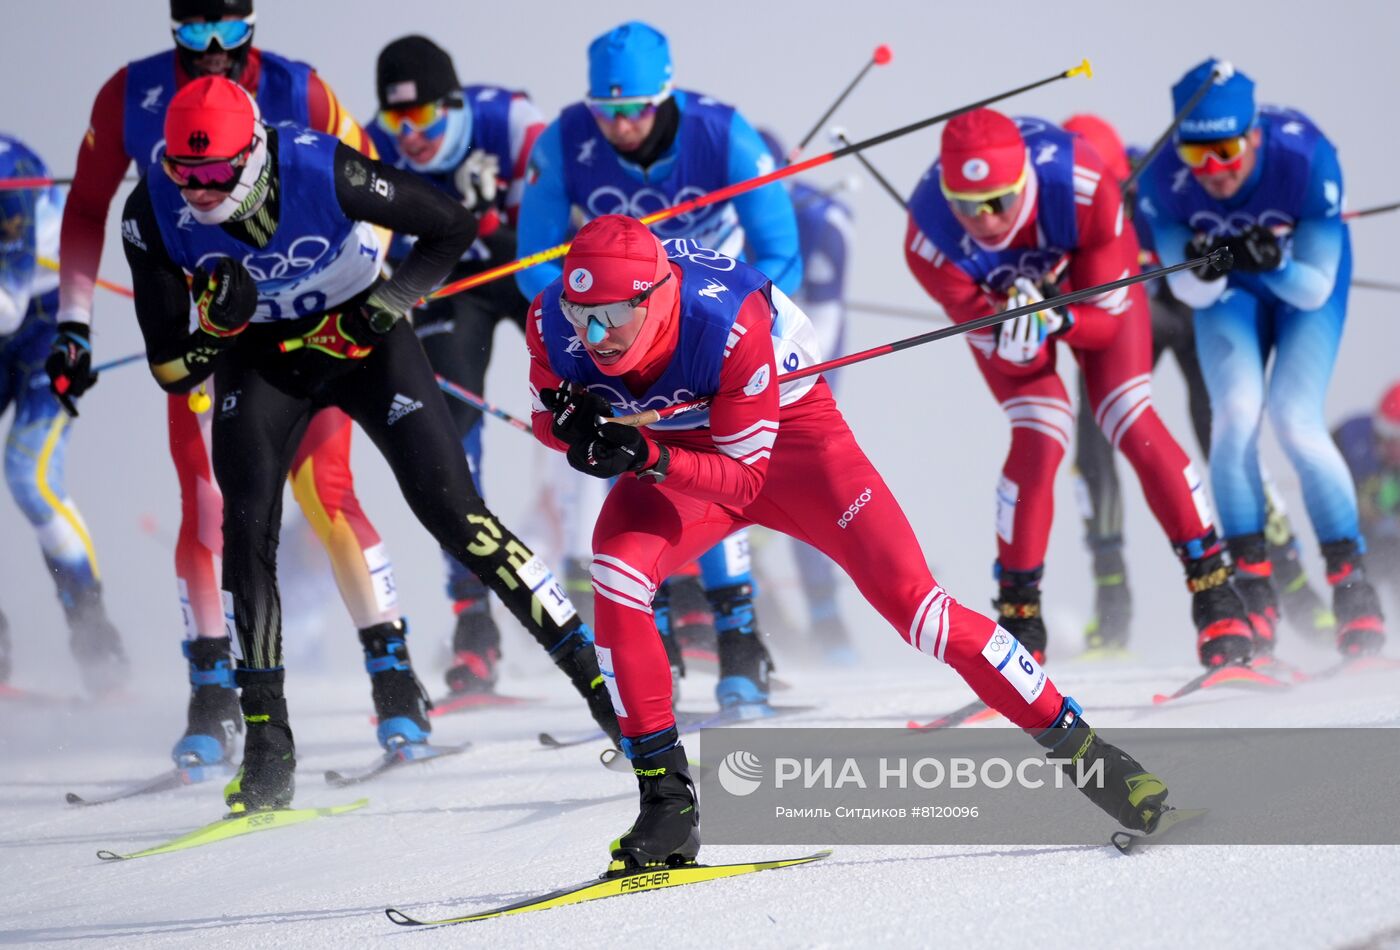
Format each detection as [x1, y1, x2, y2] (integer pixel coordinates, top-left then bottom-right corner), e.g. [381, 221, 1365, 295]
[188, 390, 212, 414]
[1067, 58, 1093, 79]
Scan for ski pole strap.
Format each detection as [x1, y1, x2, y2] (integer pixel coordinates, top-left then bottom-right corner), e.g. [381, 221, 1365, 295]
[611, 246, 1231, 428]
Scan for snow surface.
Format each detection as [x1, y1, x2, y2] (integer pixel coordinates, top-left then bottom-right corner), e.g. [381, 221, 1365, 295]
[4, 640, 1400, 950]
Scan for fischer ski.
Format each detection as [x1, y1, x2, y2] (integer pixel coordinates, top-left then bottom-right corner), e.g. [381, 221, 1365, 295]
[324, 742, 471, 788]
[1111, 807, 1209, 853]
[66, 763, 230, 806]
[95, 798, 368, 861]
[385, 849, 833, 926]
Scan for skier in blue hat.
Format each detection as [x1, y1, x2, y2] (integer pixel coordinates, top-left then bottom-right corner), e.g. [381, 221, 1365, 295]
[1137, 58, 1385, 660]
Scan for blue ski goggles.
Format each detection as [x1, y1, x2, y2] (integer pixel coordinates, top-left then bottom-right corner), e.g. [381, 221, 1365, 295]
[171, 15, 256, 52]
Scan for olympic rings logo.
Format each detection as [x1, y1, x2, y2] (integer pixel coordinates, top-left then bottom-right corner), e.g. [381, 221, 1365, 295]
[194, 236, 333, 283]
[983, 248, 1069, 292]
[584, 185, 719, 236]
[1187, 208, 1294, 239]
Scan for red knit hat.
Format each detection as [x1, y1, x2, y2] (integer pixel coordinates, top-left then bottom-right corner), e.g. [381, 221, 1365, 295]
[164, 75, 259, 160]
[1063, 113, 1131, 184]
[563, 214, 666, 304]
[940, 108, 1026, 196]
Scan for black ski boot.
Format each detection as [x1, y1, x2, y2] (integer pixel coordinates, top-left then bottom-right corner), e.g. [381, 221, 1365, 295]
[993, 565, 1048, 663]
[1323, 539, 1386, 657]
[0, 607, 11, 685]
[444, 598, 501, 695]
[711, 582, 774, 712]
[653, 583, 686, 707]
[552, 627, 622, 745]
[564, 556, 595, 627]
[64, 585, 128, 696]
[1227, 534, 1280, 656]
[669, 575, 717, 653]
[171, 637, 241, 767]
[224, 668, 295, 813]
[361, 620, 432, 750]
[1083, 544, 1132, 652]
[610, 728, 700, 873]
[1035, 698, 1169, 832]
[1269, 534, 1335, 642]
[1180, 538, 1252, 668]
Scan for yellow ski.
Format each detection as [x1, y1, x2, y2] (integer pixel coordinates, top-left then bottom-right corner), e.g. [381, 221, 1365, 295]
[96, 798, 368, 861]
[386, 850, 833, 926]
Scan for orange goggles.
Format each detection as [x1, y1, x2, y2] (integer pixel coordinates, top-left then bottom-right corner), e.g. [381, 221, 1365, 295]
[1176, 135, 1250, 170]
[376, 101, 448, 138]
[940, 166, 1029, 217]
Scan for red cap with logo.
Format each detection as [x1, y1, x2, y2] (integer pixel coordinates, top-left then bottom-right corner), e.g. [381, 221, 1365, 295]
[164, 75, 259, 161]
[940, 108, 1026, 196]
[563, 214, 667, 304]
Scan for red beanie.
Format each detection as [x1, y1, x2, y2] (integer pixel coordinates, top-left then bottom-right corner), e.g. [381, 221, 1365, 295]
[940, 108, 1026, 196]
[563, 214, 666, 304]
[164, 75, 258, 161]
[1063, 113, 1131, 184]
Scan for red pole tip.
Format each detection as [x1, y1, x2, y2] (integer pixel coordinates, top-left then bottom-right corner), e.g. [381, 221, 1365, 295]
[873, 44, 893, 65]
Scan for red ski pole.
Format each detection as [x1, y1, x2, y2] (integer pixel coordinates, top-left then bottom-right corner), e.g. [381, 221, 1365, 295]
[789, 44, 894, 162]
[610, 248, 1231, 427]
[428, 60, 1094, 302]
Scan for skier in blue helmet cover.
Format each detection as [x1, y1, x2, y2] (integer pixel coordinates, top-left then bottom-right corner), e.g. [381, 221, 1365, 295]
[1137, 59, 1386, 659]
[518, 20, 804, 717]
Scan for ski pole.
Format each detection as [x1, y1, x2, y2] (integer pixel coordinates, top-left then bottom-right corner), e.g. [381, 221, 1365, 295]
[849, 300, 947, 321]
[94, 351, 145, 373]
[1352, 277, 1400, 292]
[37, 255, 134, 298]
[0, 174, 137, 192]
[429, 60, 1094, 302]
[1343, 200, 1400, 221]
[610, 247, 1231, 427]
[789, 44, 894, 161]
[831, 128, 906, 207]
[1121, 62, 1229, 195]
[435, 376, 531, 433]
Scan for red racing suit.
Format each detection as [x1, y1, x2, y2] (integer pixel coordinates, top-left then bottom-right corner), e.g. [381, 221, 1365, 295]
[904, 132, 1215, 576]
[528, 251, 1067, 737]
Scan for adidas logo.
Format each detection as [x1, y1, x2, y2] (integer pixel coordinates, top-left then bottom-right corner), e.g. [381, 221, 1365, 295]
[387, 393, 423, 426]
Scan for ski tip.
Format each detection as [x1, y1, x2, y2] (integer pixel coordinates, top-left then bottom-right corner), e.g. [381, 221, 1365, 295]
[384, 907, 422, 926]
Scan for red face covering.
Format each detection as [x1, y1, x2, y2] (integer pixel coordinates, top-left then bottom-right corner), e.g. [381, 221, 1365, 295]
[561, 214, 675, 377]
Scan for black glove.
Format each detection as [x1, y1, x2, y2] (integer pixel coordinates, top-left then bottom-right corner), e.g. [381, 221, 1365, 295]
[45, 321, 98, 417]
[541, 386, 613, 445]
[192, 257, 258, 339]
[1185, 232, 1229, 282]
[566, 422, 665, 480]
[1229, 224, 1285, 273]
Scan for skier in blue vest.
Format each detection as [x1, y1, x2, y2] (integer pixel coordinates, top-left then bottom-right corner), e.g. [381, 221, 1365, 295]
[1137, 59, 1385, 658]
[0, 134, 127, 693]
[517, 21, 802, 714]
[118, 76, 616, 811]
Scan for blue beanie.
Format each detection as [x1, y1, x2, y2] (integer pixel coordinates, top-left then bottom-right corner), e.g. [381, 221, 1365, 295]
[1173, 59, 1256, 142]
[588, 21, 672, 99]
